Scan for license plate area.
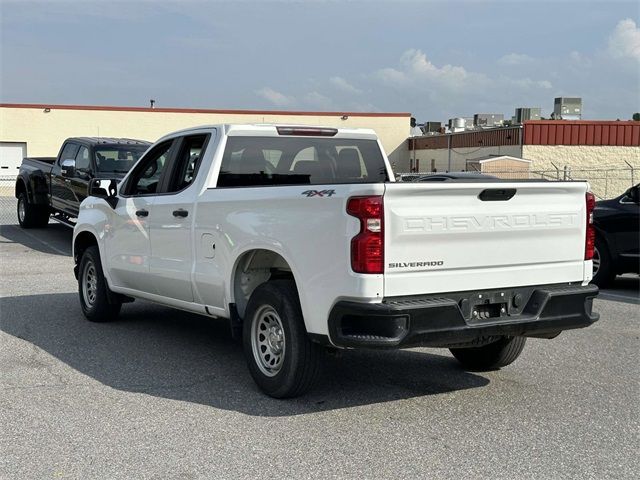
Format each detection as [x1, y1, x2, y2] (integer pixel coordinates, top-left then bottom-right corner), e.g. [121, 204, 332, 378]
[472, 301, 507, 320]
[458, 289, 532, 323]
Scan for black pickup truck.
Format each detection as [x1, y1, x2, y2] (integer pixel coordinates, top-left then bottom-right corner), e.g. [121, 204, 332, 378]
[15, 137, 150, 228]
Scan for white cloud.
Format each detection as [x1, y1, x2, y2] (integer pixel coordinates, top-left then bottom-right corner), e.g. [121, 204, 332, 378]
[608, 18, 640, 61]
[329, 76, 362, 95]
[378, 49, 470, 88]
[509, 77, 553, 90]
[498, 53, 534, 66]
[255, 87, 296, 107]
[375, 49, 551, 95]
[304, 91, 334, 109]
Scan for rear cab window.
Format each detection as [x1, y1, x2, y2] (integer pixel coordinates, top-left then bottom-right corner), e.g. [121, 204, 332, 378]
[95, 145, 148, 174]
[217, 136, 388, 187]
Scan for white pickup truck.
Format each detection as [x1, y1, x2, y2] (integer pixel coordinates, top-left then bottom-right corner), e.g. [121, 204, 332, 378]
[73, 124, 599, 397]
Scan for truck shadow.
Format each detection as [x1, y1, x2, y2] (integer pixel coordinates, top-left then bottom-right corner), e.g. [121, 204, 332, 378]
[598, 275, 640, 305]
[0, 293, 489, 417]
[0, 223, 72, 256]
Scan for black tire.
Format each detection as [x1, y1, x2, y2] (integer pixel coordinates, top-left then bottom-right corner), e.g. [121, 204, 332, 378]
[450, 336, 526, 371]
[591, 236, 616, 287]
[78, 246, 121, 322]
[242, 280, 321, 398]
[17, 192, 49, 228]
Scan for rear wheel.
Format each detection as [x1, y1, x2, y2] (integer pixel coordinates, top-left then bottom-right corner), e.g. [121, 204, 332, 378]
[17, 192, 49, 228]
[243, 280, 321, 398]
[78, 246, 121, 322]
[450, 336, 526, 371]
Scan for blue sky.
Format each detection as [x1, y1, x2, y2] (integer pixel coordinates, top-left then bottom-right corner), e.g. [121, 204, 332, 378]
[1, 0, 638, 122]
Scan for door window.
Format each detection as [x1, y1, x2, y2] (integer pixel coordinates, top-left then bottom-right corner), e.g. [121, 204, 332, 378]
[167, 135, 207, 193]
[59, 143, 79, 164]
[75, 146, 90, 173]
[125, 141, 173, 195]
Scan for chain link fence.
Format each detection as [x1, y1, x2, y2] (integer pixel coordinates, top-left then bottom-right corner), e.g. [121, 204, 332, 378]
[0, 176, 17, 226]
[395, 164, 637, 200]
[1, 165, 637, 226]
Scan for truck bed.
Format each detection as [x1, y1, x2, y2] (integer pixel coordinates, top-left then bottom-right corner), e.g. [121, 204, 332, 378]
[22, 157, 56, 169]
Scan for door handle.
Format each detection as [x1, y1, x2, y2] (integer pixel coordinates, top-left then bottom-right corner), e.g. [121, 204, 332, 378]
[173, 209, 189, 218]
[135, 209, 149, 217]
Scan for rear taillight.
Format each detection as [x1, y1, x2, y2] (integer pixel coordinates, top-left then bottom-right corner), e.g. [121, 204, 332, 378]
[347, 196, 384, 274]
[585, 191, 596, 260]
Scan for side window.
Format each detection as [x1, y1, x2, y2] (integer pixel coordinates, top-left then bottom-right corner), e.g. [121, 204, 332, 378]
[126, 141, 173, 195]
[59, 143, 79, 164]
[167, 135, 207, 193]
[75, 146, 90, 172]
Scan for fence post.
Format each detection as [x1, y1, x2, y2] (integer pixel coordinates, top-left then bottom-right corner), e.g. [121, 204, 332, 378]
[624, 160, 634, 186]
[605, 169, 608, 198]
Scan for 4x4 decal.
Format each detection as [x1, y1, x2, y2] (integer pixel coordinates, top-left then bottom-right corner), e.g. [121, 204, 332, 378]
[301, 189, 336, 197]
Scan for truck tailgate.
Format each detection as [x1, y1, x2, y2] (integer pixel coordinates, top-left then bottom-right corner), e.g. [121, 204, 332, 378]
[383, 181, 589, 297]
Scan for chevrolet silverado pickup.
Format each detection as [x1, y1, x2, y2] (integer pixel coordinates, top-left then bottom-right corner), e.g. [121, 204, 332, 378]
[72, 125, 599, 398]
[15, 137, 150, 227]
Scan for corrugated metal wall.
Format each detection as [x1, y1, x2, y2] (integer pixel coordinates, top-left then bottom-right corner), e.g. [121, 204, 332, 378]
[523, 121, 640, 146]
[409, 121, 640, 150]
[409, 126, 521, 150]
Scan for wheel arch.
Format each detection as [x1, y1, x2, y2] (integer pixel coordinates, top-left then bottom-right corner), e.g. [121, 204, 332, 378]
[73, 230, 100, 279]
[594, 226, 617, 262]
[230, 248, 300, 321]
[15, 177, 29, 201]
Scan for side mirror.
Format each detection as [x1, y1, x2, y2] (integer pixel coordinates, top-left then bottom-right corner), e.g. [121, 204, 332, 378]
[88, 178, 119, 209]
[61, 159, 76, 177]
[621, 185, 640, 204]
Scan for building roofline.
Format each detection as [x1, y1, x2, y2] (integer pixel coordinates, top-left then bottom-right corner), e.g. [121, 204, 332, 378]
[0, 102, 411, 118]
[523, 120, 639, 125]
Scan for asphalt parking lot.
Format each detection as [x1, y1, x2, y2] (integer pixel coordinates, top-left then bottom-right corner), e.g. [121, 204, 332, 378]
[1, 203, 639, 479]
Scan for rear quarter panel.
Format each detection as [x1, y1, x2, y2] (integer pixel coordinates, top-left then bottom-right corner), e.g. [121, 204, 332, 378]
[193, 183, 385, 335]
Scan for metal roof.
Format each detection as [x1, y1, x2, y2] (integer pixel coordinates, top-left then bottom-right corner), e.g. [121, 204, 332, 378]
[467, 155, 532, 164]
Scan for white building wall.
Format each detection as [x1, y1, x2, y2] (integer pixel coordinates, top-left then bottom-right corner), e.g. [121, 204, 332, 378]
[0, 106, 411, 177]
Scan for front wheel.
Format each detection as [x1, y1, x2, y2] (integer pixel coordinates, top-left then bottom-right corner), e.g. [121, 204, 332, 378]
[78, 246, 121, 322]
[450, 336, 526, 371]
[243, 280, 321, 398]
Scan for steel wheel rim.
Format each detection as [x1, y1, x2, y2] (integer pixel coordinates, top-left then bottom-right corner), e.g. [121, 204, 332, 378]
[82, 260, 98, 307]
[592, 247, 600, 277]
[17, 197, 25, 223]
[251, 305, 286, 377]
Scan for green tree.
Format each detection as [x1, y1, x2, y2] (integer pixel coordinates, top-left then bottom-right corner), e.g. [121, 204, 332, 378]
[633, 113, 640, 121]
